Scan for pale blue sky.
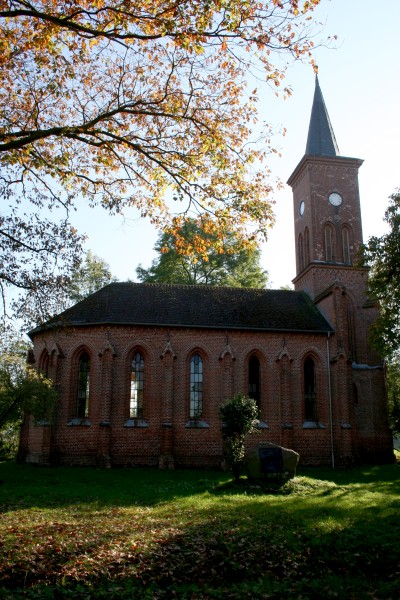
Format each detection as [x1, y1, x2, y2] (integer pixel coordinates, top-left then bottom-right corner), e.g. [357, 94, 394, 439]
[73, 0, 400, 288]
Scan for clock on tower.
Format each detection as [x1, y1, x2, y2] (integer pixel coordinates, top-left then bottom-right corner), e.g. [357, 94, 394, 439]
[328, 192, 343, 207]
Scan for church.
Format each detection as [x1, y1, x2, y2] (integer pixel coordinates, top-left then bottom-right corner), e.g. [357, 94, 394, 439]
[18, 77, 394, 468]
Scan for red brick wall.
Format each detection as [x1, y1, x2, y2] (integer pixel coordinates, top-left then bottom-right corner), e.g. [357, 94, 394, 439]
[289, 155, 364, 277]
[19, 323, 393, 468]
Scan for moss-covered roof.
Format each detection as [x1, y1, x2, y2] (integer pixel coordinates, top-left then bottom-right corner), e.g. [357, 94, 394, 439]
[30, 282, 333, 337]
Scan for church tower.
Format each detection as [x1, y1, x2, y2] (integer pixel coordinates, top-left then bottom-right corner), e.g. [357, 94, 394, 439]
[287, 75, 375, 365]
[287, 75, 364, 300]
[287, 76, 393, 463]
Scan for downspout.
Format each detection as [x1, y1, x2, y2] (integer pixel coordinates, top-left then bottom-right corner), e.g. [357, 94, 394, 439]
[327, 332, 335, 468]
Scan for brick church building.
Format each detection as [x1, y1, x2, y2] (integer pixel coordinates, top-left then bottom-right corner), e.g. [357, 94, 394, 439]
[19, 77, 393, 468]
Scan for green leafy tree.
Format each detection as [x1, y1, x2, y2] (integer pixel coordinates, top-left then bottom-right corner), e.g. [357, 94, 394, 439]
[386, 362, 400, 437]
[67, 251, 117, 305]
[0, 0, 324, 321]
[361, 190, 400, 360]
[361, 190, 400, 436]
[0, 329, 57, 458]
[136, 219, 269, 287]
[219, 393, 259, 481]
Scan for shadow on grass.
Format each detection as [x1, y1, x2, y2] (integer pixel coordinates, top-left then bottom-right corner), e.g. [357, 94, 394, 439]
[1, 461, 399, 598]
[0, 461, 230, 512]
[1, 461, 399, 512]
[1, 488, 399, 599]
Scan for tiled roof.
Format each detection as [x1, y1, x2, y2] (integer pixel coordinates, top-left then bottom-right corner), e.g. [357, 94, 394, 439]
[306, 75, 340, 157]
[30, 282, 333, 336]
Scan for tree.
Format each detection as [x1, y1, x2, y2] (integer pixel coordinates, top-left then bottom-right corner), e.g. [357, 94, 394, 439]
[361, 190, 400, 437]
[219, 393, 259, 481]
[386, 362, 400, 437]
[361, 191, 400, 360]
[66, 250, 117, 305]
[11, 250, 117, 327]
[0, 328, 57, 458]
[136, 218, 269, 287]
[0, 0, 324, 321]
[1, 212, 84, 326]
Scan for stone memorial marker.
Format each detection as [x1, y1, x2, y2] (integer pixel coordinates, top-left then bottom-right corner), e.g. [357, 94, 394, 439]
[246, 442, 299, 481]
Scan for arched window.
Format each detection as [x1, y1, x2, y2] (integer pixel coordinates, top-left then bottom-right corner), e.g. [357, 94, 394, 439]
[130, 352, 144, 419]
[304, 357, 316, 422]
[190, 353, 203, 418]
[342, 227, 351, 264]
[304, 227, 310, 266]
[40, 351, 50, 377]
[248, 355, 261, 408]
[298, 233, 304, 271]
[77, 351, 90, 418]
[324, 225, 334, 262]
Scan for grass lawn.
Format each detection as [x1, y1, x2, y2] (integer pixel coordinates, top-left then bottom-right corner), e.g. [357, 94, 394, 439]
[0, 460, 399, 599]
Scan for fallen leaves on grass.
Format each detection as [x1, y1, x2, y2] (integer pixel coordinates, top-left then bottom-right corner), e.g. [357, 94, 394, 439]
[0, 472, 399, 598]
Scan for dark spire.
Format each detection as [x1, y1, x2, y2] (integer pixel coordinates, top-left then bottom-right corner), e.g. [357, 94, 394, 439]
[306, 75, 340, 156]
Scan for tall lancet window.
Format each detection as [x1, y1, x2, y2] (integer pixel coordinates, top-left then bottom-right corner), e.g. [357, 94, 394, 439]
[40, 351, 50, 378]
[342, 227, 351, 264]
[304, 357, 317, 422]
[304, 227, 310, 266]
[298, 233, 304, 271]
[248, 355, 261, 408]
[130, 352, 144, 419]
[190, 353, 203, 418]
[325, 225, 334, 262]
[77, 352, 90, 418]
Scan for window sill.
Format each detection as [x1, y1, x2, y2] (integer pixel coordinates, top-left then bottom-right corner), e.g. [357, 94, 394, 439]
[257, 420, 268, 429]
[281, 423, 293, 430]
[303, 421, 325, 429]
[67, 418, 91, 427]
[341, 423, 352, 429]
[124, 419, 149, 428]
[185, 420, 209, 428]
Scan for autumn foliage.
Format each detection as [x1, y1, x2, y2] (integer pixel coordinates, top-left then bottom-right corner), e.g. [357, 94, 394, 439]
[0, 1, 322, 322]
[0, 463, 399, 598]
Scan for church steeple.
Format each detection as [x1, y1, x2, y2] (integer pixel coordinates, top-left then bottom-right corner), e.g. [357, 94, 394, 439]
[305, 75, 340, 156]
[287, 75, 364, 299]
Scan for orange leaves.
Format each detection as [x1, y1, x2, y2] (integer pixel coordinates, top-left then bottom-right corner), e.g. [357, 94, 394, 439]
[0, 0, 324, 264]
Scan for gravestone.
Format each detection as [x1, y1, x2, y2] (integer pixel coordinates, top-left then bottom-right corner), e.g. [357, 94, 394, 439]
[246, 442, 299, 481]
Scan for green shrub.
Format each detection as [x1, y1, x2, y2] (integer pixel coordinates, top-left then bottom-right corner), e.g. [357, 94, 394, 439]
[219, 393, 259, 481]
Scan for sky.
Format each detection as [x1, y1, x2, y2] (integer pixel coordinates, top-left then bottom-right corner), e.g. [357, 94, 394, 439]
[72, 0, 400, 289]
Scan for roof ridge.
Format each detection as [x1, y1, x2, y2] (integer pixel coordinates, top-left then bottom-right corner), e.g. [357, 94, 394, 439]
[111, 281, 297, 293]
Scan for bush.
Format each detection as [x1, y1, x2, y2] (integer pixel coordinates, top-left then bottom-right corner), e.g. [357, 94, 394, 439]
[219, 393, 259, 481]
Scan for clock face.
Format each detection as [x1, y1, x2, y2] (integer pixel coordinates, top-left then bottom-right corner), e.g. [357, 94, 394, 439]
[329, 192, 343, 207]
[299, 200, 305, 216]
